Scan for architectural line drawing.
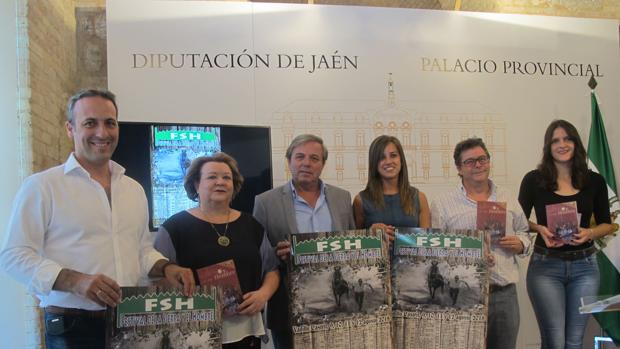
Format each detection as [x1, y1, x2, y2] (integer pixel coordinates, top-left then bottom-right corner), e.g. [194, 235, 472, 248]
[270, 74, 507, 194]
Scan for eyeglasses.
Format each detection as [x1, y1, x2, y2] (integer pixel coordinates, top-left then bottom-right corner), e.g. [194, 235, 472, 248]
[461, 155, 490, 167]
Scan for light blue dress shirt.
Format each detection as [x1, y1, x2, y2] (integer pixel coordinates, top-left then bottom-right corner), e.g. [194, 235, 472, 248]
[290, 181, 333, 233]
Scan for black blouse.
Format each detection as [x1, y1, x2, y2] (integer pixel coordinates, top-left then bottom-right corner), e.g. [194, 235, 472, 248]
[157, 211, 267, 294]
[518, 169, 611, 251]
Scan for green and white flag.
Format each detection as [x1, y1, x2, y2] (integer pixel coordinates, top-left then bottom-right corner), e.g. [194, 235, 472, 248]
[587, 91, 620, 344]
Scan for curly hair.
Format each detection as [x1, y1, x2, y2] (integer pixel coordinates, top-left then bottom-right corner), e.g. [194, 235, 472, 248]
[453, 137, 490, 166]
[183, 152, 244, 202]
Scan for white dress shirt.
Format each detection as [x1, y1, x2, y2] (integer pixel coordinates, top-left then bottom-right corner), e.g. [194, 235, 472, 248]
[0, 154, 164, 310]
[430, 180, 531, 286]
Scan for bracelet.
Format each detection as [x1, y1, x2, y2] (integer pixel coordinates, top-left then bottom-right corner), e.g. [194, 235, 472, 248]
[161, 261, 176, 278]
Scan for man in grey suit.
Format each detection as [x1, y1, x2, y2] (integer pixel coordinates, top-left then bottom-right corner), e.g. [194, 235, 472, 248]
[253, 134, 355, 349]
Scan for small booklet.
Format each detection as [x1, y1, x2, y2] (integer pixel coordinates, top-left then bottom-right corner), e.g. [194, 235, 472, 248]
[196, 259, 243, 317]
[476, 201, 507, 245]
[546, 201, 579, 244]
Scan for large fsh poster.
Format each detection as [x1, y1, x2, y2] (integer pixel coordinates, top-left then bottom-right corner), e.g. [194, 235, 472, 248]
[106, 286, 221, 349]
[391, 228, 488, 349]
[289, 229, 392, 349]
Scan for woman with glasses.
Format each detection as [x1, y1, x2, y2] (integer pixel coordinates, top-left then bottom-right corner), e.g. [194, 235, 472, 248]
[519, 119, 613, 349]
[353, 135, 431, 239]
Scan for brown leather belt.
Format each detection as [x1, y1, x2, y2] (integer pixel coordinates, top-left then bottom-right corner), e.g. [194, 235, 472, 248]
[45, 306, 106, 319]
[533, 245, 597, 261]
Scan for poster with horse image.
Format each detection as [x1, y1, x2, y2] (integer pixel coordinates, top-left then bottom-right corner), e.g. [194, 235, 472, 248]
[289, 229, 392, 349]
[105, 286, 221, 349]
[391, 228, 488, 349]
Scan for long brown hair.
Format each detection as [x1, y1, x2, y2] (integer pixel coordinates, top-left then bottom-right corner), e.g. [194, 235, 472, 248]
[362, 135, 416, 215]
[537, 119, 589, 191]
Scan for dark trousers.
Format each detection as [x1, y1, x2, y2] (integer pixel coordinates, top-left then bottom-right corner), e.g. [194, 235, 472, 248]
[271, 327, 293, 349]
[487, 283, 520, 349]
[44, 311, 105, 349]
[355, 292, 364, 310]
[223, 335, 261, 349]
[449, 287, 459, 305]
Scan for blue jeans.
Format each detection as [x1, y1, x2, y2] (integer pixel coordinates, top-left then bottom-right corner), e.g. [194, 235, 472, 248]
[487, 283, 519, 349]
[44, 311, 105, 349]
[526, 253, 599, 349]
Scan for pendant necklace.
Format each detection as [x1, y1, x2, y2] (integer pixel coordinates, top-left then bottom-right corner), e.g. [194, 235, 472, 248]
[209, 209, 231, 247]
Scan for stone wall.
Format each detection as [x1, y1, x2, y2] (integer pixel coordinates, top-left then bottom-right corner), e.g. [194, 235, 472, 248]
[25, 0, 105, 175]
[27, 0, 76, 173]
[301, 0, 620, 18]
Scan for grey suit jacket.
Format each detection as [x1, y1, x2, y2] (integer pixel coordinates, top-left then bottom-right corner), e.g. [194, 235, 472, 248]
[254, 182, 355, 244]
[252, 181, 355, 331]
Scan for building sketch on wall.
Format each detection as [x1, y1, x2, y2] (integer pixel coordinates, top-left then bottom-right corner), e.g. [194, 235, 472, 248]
[270, 74, 507, 194]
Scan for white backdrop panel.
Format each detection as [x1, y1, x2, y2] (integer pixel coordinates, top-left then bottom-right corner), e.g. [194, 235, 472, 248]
[108, 1, 619, 196]
[108, 3, 619, 347]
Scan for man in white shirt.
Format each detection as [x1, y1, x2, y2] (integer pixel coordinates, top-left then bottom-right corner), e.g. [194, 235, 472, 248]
[0, 89, 195, 349]
[431, 137, 531, 349]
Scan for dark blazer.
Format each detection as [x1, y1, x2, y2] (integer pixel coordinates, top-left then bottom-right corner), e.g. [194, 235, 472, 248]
[253, 181, 355, 331]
